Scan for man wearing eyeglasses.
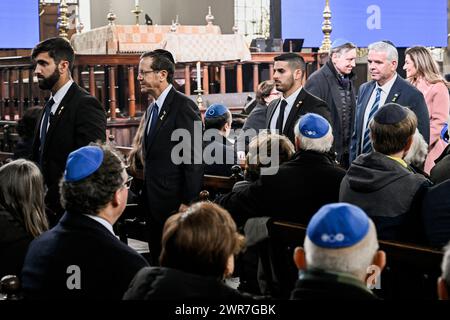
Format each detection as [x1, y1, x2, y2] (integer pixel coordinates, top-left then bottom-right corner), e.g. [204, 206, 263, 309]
[31, 37, 107, 222]
[21, 144, 149, 299]
[137, 49, 203, 265]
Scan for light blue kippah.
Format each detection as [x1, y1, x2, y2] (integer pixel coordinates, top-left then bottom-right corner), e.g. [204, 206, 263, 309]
[298, 113, 330, 139]
[331, 38, 351, 49]
[307, 203, 370, 249]
[64, 146, 104, 182]
[205, 103, 229, 119]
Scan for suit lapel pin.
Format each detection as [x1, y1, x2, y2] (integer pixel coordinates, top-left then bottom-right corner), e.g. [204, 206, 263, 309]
[160, 110, 166, 121]
[57, 106, 64, 116]
[391, 93, 399, 102]
[296, 101, 303, 108]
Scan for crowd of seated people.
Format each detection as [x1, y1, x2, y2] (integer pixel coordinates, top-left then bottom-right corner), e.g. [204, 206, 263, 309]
[3, 39, 450, 303]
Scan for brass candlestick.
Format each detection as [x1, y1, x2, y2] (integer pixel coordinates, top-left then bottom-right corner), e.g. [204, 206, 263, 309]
[319, 0, 332, 53]
[195, 89, 205, 110]
[57, 0, 70, 40]
[131, 5, 143, 25]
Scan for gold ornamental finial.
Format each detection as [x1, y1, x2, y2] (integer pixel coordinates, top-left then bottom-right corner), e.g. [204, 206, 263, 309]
[57, 0, 70, 40]
[319, 0, 332, 54]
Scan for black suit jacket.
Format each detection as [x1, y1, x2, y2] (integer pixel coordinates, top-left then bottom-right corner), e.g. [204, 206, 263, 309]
[350, 76, 430, 161]
[304, 62, 356, 165]
[265, 88, 331, 145]
[143, 87, 204, 223]
[217, 150, 346, 226]
[21, 212, 149, 299]
[31, 83, 106, 215]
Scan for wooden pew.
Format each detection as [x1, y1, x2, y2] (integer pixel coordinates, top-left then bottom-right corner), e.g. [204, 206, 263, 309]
[266, 220, 443, 299]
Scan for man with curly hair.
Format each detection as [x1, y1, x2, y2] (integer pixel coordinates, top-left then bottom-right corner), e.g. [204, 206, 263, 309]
[21, 143, 148, 299]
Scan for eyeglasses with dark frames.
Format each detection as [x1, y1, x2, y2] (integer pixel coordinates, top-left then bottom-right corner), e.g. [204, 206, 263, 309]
[122, 176, 134, 189]
[138, 69, 159, 76]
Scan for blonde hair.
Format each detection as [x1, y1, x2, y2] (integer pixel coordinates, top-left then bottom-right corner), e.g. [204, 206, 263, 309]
[245, 131, 295, 181]
[0, 159, 48, 237]
[405, 46, 449, 87]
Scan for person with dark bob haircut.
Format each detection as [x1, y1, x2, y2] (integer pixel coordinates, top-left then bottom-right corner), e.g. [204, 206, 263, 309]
[21, 143, 148, 299]
[124, 202, 258, 301]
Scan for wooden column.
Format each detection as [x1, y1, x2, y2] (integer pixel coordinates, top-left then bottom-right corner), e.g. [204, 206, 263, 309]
[8, 69, 14, 120]
[220, 63, 226, 94]
[18, 68, 24, 118]
[184, 64, 191, 95]
[108, 66, 117, 120]
[253, 63, 260, 92]
[0, 69, 4, 119]
[236, 63, 243, 93]
[269, 63, 274, 80]
[28, 68, 33, 107]
[127, 66, 136, 118]
[73, 66, 79, 84]
[202, 63, 209, 95]
[89, 66, 96, 97]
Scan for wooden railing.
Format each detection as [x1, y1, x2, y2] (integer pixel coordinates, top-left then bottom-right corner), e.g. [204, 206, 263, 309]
[0, 52, 318, 120]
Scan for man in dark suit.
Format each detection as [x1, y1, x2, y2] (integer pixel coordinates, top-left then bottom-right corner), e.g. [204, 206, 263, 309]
[31, 37, 106, 219]
[350, 40, 429, 162]
[266, 53, 331, 145]
[305, 39, 357, 168]
[218, 113, 346, 226]
[21, 144, 149, 299]
[137, 49, 203, 264]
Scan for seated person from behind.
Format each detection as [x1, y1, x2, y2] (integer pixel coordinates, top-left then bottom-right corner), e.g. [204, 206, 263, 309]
[218, 113, 346, 226]
[123, 202, 256, 301]
[204, 103, 237, 176]
[233, 132, 294, 193]
[438, 242, 450, 300]
[291, 203, 385, 300]
[21, 143, 149, 299]
[0, 159, 48, 278]
[340, 103, 431, 242]
[13, 106, 43, 160]
[237, 80, 281, 156]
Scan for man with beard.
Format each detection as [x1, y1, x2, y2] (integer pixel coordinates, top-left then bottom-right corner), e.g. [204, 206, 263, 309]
[31, 37, 106, 221]
[305, 39, 357, 168]
[266, 53, 331, 146]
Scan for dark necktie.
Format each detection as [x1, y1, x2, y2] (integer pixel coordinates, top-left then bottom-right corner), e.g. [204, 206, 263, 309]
[39, 98, 55, 164]
[276, 99, 288, 133]
[362, 88, 382, 154]
[146, 102, 159, 146]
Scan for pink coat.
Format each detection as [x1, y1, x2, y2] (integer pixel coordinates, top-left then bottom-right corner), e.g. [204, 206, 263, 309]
[415, 78, 449, 174]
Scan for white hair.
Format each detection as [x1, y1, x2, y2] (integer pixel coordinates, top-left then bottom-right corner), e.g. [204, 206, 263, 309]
[368, 41, 398, 62]
[441, 242, 450, 287]
[294, 116, 333, 153]
[303, 220, 379, 280]
[404, 129, 428, 167]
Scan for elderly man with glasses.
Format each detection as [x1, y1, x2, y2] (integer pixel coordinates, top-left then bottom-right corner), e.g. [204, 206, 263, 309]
[21, 143, 149, 299]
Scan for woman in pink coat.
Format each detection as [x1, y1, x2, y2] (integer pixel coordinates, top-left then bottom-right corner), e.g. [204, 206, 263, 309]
[404, 46, 450, 174]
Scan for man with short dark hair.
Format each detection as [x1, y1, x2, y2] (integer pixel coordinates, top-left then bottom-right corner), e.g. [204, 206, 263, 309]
[22, 143, 148, 299]
[266, 53, 331, 145]
[31, 37, 106, 219]
[305, 39, 357, 168]
[137, 49, 203, 264]
[341, 103, 431, 242]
